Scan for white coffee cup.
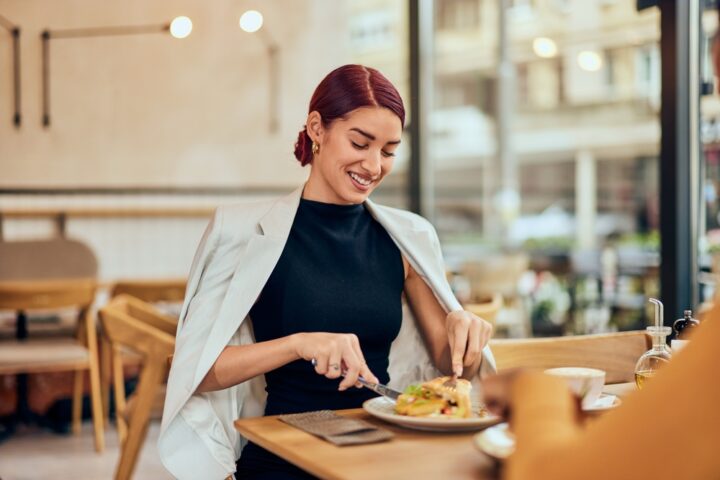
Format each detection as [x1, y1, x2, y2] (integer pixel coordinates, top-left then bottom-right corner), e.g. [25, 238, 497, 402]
[544, 367, 606, 409]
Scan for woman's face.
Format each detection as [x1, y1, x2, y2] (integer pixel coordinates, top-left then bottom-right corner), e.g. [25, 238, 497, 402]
[304, 106, 403, 205]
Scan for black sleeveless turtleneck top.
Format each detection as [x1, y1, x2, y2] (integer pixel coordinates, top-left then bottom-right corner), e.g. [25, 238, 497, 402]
[248, 197, 405, 415]
[237, 197, 405, 478]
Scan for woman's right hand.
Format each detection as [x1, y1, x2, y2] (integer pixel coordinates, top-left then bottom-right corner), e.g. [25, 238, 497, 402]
[292, 332, 379, 391]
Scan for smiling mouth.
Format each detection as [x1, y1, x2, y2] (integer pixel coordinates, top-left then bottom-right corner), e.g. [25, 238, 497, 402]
[348, 171, 373, 188]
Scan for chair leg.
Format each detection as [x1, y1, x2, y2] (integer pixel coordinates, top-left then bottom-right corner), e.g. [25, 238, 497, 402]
[84, 308, 105, 453]
[112, 345, 128, 444]
[115, 361, 165, 480]
[100, 335, 113, 424]
[72, 369, 83, 435]
[88, 347, 106, 453]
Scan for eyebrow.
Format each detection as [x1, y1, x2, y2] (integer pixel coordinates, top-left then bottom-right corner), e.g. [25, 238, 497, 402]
[350, 127, 401, 145]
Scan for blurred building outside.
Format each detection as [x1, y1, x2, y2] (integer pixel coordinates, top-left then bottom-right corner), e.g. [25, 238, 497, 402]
[4, 0, 717, 338]
[349, 0, 663, 336]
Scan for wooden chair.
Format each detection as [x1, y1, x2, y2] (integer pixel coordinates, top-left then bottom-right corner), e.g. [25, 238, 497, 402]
[461, 253, 530, 336]
[0, 279, 105, 451]
[100, 279, 184, 422]
[99, 294, 176, 480]
[489, 331, 652, 384]
[0, 238, 98, 339]
[460, 253, 529, 303]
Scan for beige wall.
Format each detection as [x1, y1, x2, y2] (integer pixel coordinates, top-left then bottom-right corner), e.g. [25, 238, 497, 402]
[0, 0, 356, 188]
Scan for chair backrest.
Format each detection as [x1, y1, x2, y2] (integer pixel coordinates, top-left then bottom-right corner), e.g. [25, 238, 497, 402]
[489, 331, 652, 384]
[464, 293, 503, 326]
[460, 253, 529, 302]
[119, 294, 177, 336]
[0, 278, 97, 311]
[0, 239, 97, 281]
[99, 295, 176, 357]
[110, 279, 186, 304]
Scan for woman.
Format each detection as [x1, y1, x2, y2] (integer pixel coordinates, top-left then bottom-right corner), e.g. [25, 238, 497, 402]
[159, 64, 495, 480]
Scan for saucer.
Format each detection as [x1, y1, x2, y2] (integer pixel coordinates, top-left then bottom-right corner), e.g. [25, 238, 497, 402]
[583, 393, 621, 414]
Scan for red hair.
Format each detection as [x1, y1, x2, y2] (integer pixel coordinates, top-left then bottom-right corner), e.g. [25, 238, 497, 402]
[294, 64, 405, 166]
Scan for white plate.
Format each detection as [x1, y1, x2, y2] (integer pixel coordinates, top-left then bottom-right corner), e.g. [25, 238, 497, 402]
[363, 396, 502, 432]
[583, 393, 622, 414]
[474, 395, 622, 460]
[474, 423, 514, 459]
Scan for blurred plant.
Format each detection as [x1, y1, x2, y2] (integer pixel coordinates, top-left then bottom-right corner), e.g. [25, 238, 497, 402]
[705, 229, 720, 255]
[522, 236, 574, 251]
[617, 231, 660, 250]
[528, 271, 571, 330]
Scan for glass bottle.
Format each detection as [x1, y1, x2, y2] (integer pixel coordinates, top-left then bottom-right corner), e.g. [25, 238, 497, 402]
[634, 326, 672, 389]
[672, 310, 700, 340]
[634, 298, 672, 389]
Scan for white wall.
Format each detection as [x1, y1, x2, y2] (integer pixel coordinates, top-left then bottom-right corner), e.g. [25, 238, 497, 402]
[0, 0, 355, 188]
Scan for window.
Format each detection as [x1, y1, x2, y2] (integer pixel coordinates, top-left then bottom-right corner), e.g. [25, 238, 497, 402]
[431, 1, 661, 337]
[437, 0, 481, 31]
[349, 9, 398, 53]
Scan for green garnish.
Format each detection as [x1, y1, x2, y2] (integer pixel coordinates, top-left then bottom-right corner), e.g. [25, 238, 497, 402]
[403, 384, 423, 396]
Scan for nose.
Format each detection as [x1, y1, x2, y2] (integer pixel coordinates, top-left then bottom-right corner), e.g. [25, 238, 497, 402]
[361, 150, 382, 178]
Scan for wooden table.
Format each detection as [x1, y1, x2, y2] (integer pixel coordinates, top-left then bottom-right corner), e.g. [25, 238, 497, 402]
[234, 408, 500, 480]
[233, 383, 637, 480]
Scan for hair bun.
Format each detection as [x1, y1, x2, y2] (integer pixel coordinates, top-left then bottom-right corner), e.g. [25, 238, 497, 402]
[293, 127, 313, 166]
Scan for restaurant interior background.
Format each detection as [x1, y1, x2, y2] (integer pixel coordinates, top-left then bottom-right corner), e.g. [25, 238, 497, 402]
[0, 0, 715, 477]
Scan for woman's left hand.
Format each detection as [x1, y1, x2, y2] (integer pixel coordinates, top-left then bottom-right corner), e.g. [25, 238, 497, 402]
[445, 310, 493, 377]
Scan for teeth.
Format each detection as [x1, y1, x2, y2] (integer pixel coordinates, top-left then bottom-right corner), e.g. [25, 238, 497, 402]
[349, 172, 371, 186]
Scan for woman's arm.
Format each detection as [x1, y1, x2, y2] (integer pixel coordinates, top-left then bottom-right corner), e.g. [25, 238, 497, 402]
[196, 335, 300, 393]
[403, 260, 492, 379]
[196, 331, 380, 393]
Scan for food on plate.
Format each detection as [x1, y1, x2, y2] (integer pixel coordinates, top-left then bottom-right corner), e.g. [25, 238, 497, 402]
[395, 376, 485, 419]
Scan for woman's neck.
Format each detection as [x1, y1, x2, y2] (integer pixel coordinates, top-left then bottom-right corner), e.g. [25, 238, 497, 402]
[302, 177, 353, 205]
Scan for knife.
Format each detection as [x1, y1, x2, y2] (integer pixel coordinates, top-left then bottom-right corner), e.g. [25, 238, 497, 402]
[310, 358, 402, 400]
[354, 376, 402, 401]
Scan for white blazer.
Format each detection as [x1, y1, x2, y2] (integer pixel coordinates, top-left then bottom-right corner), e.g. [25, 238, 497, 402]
[158, 185, 496, 479]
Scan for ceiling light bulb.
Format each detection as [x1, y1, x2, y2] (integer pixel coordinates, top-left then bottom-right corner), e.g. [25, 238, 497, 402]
[170, 16, 192, 39]
[239, 10, 263, 33]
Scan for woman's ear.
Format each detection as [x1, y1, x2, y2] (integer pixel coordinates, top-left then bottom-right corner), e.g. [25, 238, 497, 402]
[306, 111, 324, 144]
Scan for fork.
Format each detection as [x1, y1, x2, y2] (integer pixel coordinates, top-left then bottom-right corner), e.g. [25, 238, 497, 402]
[442, 373, 458, 390]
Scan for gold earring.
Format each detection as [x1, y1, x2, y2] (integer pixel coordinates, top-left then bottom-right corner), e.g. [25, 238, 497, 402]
[311, 141, 319, 155]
